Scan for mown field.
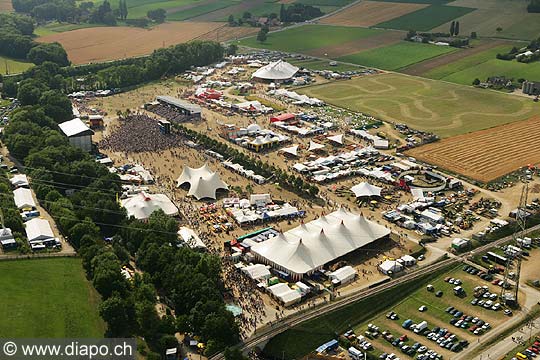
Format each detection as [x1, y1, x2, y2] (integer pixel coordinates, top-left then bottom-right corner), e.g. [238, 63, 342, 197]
[239, 25, 383, 53]
[0, 56, 33, 75]
[288, 58, 361, 72]
[298, 73, 540, 138]
[88, 0, 210, 19]
[0, 258, 105, 337]
[375, 4, 475, 31]
[337, 42, 457, 71]
[167, 0, 238, 21]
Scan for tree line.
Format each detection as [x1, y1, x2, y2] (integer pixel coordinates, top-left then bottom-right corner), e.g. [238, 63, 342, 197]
[0, 13, 69, 66]
[1, 40, 240, 357]
[528, 0, 540, 13]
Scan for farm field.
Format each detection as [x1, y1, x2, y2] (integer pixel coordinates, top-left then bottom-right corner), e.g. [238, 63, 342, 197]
[0, 56, 33, 75]
[297, 73, 540, 138]
[288, 58, 361, 72]
[406, 116, 540, 182]
[319, 1, 429, 27]
[375, 4, 475, 31]
[238, 25, 384, 53]
[353, 266, 508, 359]
[36, 22, 226, 64]
[0, 0, 12, 11]
[0, 258, 105, 337]
[404, 41, 510, 77]
[337, 42, 457, 71]
[167, 0, 238, 21]
[431, 0, 540, 40]
[87, 0, 210, 19]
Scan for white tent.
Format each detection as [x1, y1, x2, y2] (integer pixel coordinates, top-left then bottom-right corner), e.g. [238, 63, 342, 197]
[281, 145, 299, 157]
[10, 174, 29, 188]
[251, 60, 299, 81]
[25, 218, 54, 244]
[379, 260, 403, 275]
[329, 266, 357, 285]
[327, 134, 344, 145]
[121, 192, 178, 220]
[178, 227, 206, 249]
[268, 283, 301, 306]
[242, 264, 271, 280]
[351, 182, 382, 198]
[251, 208, 391, 279]
[13, 188, 36, 209]
[308, 141, 325, 152]
[176, 164, 229, 200]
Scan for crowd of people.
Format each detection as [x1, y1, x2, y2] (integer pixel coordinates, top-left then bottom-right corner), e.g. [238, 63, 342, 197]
[149, 104, 192, 123]
[99, 113, 183, 153]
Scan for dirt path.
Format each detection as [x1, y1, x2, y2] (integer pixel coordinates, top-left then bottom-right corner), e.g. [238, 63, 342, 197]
[306, 29, 404, 58]
[401, 40, 509, 76]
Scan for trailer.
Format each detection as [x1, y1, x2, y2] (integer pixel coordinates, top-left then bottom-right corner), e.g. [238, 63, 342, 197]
[487, 251, 508, 265]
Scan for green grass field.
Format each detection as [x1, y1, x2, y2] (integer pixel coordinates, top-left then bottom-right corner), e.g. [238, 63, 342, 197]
[263, 264, 453, 359]
[167, 0, 237, 20]
[298, 73, 540, 138]
[239, 24, 382, 53]
[424, 45, 540, 85]
[0, 56, 33, 75]
[376, 4, 475, 31]
[0, 258, 105, 337]
[88, 0, 209, 19]
[337, 42, 457, 71]
[288, 58, 360, 72]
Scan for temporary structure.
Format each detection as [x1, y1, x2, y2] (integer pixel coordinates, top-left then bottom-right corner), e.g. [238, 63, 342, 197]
[327, 134, 344, 145]
[13, 188, 36, 209]
[241, 264, 271, 280]
[280, 145, 299, 157]
[176, 164, 229, 200]
[121, 192, 178, 220]
[10, 174, 29, 188]
[25, 218, 54, 244]
[350, 182, 382, 198]
[251, 60, 299, 81]
[251, 208, 391, 279]
[268, 283, 301, 306]
[178, 227, 206, 249]
[379, 260, 403, 275]
[329, 266, 357, 285]
[308, 141, 325, 152]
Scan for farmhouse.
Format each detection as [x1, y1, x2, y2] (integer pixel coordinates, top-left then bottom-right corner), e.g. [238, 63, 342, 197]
[58, 118, 94, 152]
[156, 95, 202, 118]
[250, 208, 391, 280]
[252, 60, 299, 82]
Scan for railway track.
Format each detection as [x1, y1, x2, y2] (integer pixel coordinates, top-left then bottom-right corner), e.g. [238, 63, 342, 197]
[210, 223, 540, 360]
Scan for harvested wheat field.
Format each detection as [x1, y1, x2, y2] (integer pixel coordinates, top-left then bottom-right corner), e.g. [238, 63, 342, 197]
[37, 22, 225, 64]
[406, 116, 540, 183]
[319, 1, 428, 27]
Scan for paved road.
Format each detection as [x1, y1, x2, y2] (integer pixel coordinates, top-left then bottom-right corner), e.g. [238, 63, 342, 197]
[210, 223, 540, 360]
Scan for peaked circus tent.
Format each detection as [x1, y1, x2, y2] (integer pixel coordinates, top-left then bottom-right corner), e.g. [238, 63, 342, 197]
[351, 182, 382, 198]
[177, 164, 229, 200]
[251, 60, 299, 81]
[327, 134, 344, 145]
[251, 208, 391, 279]
[308, 140, 325, 152]
[121, 192, 179, 220]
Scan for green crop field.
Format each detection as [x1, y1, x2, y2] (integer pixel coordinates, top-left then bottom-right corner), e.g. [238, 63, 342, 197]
[338, 42, 457, 71]
[0, 56, 33, 75]
[298, 73, 540, 138]
[367, 0, 450, 3]
[238, 24, 383, 53]
[376, 4, 475, 31]
[288, 58, 360, 72]
[297, 0, 355, 6]
[167, 0, 237, 20]
[263, 265, 453, 359]
[88, 0, 210, 19]
[0, 258, 105, 337]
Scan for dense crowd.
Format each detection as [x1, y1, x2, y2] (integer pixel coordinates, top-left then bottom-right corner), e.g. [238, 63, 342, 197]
[149, 104, 191, 123]
[99, 113, 183, 152]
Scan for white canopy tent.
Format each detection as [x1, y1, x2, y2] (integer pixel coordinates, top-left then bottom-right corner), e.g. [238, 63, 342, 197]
[327, 134, 344, 145]
[241, 264, 271, 280]
[178, 227, 206, 249]
[251, 60, 299, 81]
[281, 145, 299, 157]
[177, 164, 229, 200]
[329, 266, 357, 285]
[251, 208, 391, 279]
[308, 141, 325, 152]
[351, 182, 382, 198]
[10, 174, 29, 188]
[121, 192, 178, 220]
[25, 218, 54, 244]
[13, 188, 36, 209]
[268, 283, 301, 306]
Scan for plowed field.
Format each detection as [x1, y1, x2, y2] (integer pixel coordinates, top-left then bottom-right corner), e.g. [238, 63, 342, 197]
[319, 1, 428, 27]
[406, 116, 540, 182]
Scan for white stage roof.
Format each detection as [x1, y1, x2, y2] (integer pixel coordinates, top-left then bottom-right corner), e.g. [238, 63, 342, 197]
[251, 208, 391, 276]
[58, 118, 94, 137]
[177, 164, 228, 200]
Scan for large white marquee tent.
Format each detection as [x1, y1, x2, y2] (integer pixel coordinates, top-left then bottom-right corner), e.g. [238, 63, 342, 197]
[251, 60, 299, 81]
[177, 164, 229, 200]
[121, 192, 178, 220]
[351, 182, 382, 198]
[251, 208, 391, 279]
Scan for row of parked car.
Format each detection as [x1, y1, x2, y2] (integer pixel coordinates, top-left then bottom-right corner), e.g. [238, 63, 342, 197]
[511, 337, 540, 360]
[445, 306, 491, 336]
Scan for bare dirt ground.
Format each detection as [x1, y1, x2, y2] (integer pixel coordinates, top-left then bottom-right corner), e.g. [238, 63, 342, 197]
[36, 22, 225, 64]
[0, 0, 12, 11]
[406, 115, 540, 183]
[305, 29, 404, 58]
[319, 1, 428, 27]
[402, 39, 510, 76]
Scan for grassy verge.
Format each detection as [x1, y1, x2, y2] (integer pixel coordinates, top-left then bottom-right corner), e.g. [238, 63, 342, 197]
[0, 56, 33, 75]
[263, 263, 453, 359]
